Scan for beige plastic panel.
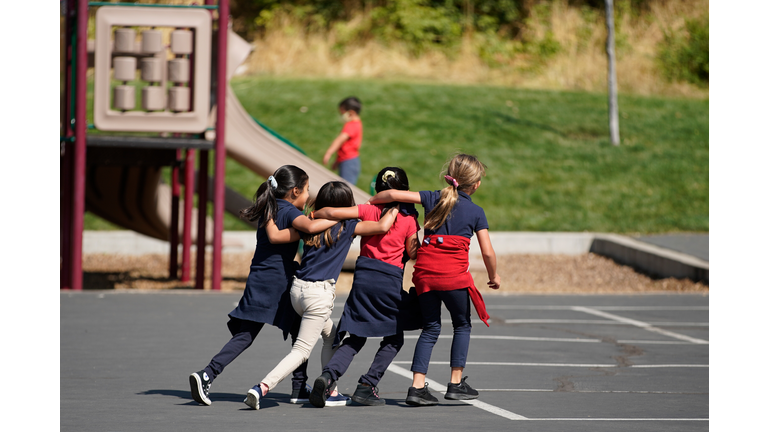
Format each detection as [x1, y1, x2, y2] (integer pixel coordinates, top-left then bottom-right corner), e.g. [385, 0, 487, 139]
[168, 58, 190, 83]
[168, 87, 190, 112]
[113, 85, 135, 110]
[94, 6, 211, 132]
[113, 56, 136, 81]
[171, 30, 193, 54]
[114, 28, 135, 52]
[141, 29, 163, 53]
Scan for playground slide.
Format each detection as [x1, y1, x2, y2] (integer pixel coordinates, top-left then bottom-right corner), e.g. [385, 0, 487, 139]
[85, 30, 369, 245]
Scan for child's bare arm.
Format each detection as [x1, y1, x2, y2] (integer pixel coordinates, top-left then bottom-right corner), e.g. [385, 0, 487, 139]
[312, 206, 360, 221]
[265, 219, 301, 244]
[291, 215, 338, 234]
[476, 229, 500, 290]
[367, 190, 421, 205]
[405, 231, 420, 260]
[323, 132, 349, 165]
[353, 206, 398, 236]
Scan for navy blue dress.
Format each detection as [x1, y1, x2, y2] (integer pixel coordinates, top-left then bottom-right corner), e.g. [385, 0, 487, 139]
[228, 199, 304, 339]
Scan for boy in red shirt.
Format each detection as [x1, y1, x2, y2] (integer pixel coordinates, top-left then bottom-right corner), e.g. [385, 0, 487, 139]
[323, 97, 363, 186]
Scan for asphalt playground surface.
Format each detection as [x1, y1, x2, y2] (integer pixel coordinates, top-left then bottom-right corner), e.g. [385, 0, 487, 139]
[61, 290, 708, 432]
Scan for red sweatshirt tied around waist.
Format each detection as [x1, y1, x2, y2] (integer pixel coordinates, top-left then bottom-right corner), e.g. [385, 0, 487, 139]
[412, 235, 490, 327]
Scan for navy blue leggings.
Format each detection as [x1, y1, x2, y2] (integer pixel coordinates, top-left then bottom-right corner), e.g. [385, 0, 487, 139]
[323, 332, 404, 387]
[204, 318, 308, 390]
[410, 288, 472, 374]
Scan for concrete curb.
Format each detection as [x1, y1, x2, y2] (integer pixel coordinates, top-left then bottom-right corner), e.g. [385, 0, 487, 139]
[82, 230, 709, 284]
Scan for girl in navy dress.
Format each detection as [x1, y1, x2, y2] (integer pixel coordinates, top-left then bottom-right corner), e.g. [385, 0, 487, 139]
[189, 165, 336, 406]
[307, 167, 421, 407]
[243, 181, 399, 410]
[368, 153, 501, 406]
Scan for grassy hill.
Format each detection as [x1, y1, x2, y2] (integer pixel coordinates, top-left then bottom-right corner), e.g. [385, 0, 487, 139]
[85, 76, 708, 233]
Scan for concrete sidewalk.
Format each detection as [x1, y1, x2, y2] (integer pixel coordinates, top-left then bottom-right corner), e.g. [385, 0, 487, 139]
[83, 230, 709, 284]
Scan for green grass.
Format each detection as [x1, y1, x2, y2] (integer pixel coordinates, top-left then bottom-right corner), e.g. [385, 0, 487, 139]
[84, 76, 708, 233]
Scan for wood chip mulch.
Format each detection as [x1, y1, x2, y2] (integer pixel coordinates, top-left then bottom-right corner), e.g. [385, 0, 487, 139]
[81, 252, 708, 294]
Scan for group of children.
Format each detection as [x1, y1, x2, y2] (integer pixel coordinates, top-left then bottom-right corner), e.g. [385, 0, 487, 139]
[189, 151, 500, 410]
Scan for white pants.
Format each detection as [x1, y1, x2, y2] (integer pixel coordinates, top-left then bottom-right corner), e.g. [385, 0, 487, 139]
[261, 277, 337, 390]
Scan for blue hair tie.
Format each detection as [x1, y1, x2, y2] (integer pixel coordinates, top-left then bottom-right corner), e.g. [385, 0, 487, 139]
[268, 175, 278, 190]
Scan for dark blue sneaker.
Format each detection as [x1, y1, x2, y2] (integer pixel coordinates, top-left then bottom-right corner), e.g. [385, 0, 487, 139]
[244, 385, 263, 410]
[444, 376, 479, 400]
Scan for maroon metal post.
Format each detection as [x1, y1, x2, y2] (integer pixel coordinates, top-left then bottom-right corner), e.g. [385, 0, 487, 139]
[211, 0, 229, 291]
[70, 0, 89, 291]
[61, 0, 76, 290]
[170, 149, 181, 279]
[182, 149, 195, 282]
[195, 150, 209, 289]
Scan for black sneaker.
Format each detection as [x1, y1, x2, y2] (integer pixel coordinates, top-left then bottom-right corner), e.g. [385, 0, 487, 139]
[405, 382, 439, 406]
[290, 383, 312, 404]
[189, 370, 213, 406]
[309, 372, 336, 408]
[444, 376, 479, 400]
[351, 383, 385, 406]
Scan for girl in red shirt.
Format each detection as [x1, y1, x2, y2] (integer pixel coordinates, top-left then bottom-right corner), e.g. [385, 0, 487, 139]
[307, 167, 422, 407]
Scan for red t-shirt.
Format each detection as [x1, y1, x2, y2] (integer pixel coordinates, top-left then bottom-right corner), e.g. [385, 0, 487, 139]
[337, 120, 362, 163]
[357, 204, 420, 269]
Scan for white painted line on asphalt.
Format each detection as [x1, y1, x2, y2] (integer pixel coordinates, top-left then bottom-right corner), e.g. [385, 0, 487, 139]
[402, 334, 707, 345]
[571, 306, 709, 344]
[386, 364, 528, 420]
[392, 361, 708, 368]
[522, 418, 708, 421]
[503, 319, 708, 326]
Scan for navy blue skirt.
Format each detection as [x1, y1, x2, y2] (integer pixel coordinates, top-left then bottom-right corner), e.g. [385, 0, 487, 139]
[336, 257, 422, 344]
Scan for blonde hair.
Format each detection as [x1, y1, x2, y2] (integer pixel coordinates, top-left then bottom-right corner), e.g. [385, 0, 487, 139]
[424, 154, 487, 231]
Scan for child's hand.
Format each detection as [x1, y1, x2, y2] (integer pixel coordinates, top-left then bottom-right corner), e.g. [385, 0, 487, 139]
[487, 274, 501, 290]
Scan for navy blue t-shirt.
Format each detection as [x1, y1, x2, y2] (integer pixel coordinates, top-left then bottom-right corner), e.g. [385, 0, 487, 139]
[295, 219, 360, 282]
[251, 199, 305, 269]
[419, 190, 489, 238]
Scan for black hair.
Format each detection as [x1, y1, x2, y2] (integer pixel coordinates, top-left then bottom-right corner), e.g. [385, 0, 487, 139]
[240, 165, 309, 228]
[339, 96, 362, 114]
[304, 181, 355, 248]
[375, 166, 409, 218]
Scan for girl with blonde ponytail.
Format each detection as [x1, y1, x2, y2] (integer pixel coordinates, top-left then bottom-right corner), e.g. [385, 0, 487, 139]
[368, 153, 500, 407]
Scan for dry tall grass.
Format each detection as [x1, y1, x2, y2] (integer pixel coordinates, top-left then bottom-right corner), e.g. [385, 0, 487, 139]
[241, 0, 708, 97]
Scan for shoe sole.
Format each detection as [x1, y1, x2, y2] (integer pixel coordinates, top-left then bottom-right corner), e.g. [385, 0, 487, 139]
[324, 398, 351, 407]
[244, 389, 261, 410]
[309, 376, 330, 408]
[351, 394, 385, 406]
[444, 392, 479, 400]
[405, 396, 438, 406]
[189, 373, 211, 406]
[289, 398, 309, 404]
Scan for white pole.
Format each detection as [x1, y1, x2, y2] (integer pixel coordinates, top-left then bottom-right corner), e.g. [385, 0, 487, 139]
[605, 0, 620, 145]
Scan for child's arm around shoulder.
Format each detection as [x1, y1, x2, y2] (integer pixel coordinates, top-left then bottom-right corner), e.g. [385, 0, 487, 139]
[353, 205, 398, 236]
[476, 229, 500, 290]
[367, 190, 421, 205]
[312, 206, 360, 221]
[291, 214, 338, 234]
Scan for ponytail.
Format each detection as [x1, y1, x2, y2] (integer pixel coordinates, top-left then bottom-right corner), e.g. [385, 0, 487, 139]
[240, 165, 309, 228]
[424, 154, 486, 231]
